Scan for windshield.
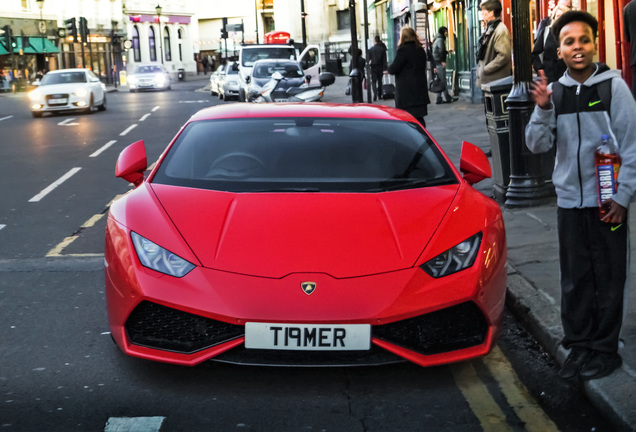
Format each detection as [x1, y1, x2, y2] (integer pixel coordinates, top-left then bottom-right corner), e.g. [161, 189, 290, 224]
[40, 72, 86, 85]
[252, 62, 303, 79]
[134, 65, 165, 74]
[241, 47, 297, 67]
[152, 118, 457, 193]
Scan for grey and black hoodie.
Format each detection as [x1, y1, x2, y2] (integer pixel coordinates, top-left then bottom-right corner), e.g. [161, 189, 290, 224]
[526, 64, 636, 209]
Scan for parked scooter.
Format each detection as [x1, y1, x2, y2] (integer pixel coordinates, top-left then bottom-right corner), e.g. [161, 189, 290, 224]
[252, 72, 336, 103]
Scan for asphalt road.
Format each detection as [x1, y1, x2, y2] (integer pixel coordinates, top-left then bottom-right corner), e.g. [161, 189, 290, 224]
[0, 80, 613, 431]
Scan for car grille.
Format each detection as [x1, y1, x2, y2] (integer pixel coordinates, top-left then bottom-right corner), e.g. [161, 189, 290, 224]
[46, 93, 69, 106]
[125, 301, 244, 354]
[372, 302, 488, 355]
[125, 301, 488, 359]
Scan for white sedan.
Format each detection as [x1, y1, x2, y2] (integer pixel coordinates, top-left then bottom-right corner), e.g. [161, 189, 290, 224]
[28, 68, 107, 118]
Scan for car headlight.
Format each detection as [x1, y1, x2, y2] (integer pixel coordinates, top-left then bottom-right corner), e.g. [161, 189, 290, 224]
[131, 232, 195, 277]
[28, 90, 42, 101]
[421, 233, 482, 278]
[74, 88, 88, 97]
[128, 76, 137, 84]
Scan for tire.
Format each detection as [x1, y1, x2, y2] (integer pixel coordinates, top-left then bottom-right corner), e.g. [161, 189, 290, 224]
[32, 111, 42, 118]
[85, 95, 95, 114]
[98, 93, 107, 111]
[219, 92, 224, 100]
[238, 89, 246, 102]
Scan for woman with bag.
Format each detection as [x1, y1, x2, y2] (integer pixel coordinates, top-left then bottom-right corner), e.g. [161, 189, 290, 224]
[432, 26, 458, 104]
[388, 27, 433, 128]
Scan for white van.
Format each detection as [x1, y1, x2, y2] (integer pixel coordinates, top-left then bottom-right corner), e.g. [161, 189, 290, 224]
[236, 43, 321, 101]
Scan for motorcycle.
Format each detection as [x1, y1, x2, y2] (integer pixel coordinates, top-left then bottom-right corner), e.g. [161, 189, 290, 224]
[251, 72, 336, 103]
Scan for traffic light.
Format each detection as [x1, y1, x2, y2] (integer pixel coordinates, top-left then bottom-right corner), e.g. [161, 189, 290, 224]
[2, 25, 12, 51]
[64, 17, 77, 42]
[221, 17, 228, 39]
[79, 17, 88, 42]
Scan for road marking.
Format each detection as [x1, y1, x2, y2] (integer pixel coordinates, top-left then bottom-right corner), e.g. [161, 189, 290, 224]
[90, 140, 117, 158]
[151, 106, 160, 112]
[0, 115, 13, 122]
[28, 167, 82, 202]
[139, 113, 151, 121]
[484, 346, 559, 432]
[0, 224, 6, 230]
[451, 361, 512, 431]
[105, 417, 165, 432]
[46, 213, 106, 257]
[120, 124, 137, 136]
[58, 118, 80, 126]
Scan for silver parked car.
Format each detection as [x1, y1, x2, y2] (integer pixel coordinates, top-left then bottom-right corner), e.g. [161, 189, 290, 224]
[219, 63, 240, 101]
[28, 68, 107, 118]
[127, 64, 171, 92]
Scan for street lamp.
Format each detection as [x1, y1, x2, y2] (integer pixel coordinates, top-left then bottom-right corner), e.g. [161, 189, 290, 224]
[36, 0, 45, 56]
[155, 4, 163, 64]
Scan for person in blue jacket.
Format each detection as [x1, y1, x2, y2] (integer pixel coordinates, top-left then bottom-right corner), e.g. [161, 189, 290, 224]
[526, 11, 636, 381]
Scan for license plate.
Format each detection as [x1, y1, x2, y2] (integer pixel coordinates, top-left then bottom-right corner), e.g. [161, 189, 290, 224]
[245, 322, 371, 351]
[49, 98, 67, 104]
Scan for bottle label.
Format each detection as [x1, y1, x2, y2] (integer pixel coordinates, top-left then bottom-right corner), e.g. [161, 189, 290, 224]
[597, 163, 617, 201]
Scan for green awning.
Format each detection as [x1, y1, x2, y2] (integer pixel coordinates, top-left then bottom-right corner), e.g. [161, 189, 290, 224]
[21, 38, 59, 54]
[1, 38, 59, 55]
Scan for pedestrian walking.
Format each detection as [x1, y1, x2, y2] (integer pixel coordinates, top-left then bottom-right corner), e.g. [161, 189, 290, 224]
[526, 11, 636, 381]
[387, 26, 432, 128]
[624, 0, 636, 99]
[476, 0, 512, 87]
[432, 26, 458, 104]
[531, 1, 571, 84]
[368, 36, 388, 101]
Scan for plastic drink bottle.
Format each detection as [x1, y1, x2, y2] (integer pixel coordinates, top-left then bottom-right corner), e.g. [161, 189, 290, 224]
[595, 134, 621, 219]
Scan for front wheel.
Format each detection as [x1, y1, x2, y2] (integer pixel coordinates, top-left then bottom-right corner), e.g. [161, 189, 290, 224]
[98, 93, 107, 111]
[238, 89, 246, 102]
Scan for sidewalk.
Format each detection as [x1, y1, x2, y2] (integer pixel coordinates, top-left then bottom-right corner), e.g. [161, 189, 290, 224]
[322, 75, 636, 431]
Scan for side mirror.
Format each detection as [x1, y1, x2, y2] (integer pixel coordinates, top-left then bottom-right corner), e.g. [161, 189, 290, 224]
[245, 76, 251, 83]
[115, 140, 147, 187]
[459, 141, 491, 185]
[305, 75, 312, 85]
[271, 71, 283, 81]
[231, 62, 239, 71]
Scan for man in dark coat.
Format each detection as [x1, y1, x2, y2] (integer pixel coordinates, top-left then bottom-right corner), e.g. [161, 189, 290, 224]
[368, 36, 387, 101]
[432, 26, 458, 104]
[624, 0, 636, 99]
[388, 27, 432, 128]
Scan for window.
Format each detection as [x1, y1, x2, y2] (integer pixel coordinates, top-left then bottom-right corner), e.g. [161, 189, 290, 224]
[164, 27, 172, 61]
[149, 26, 157, 62]
[178, 28, 183, 62]
[132, 26, 141, 62]
[336, 9, 350, 31]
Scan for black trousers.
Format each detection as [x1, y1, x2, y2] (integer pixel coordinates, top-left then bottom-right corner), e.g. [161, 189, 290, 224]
[370, 68, 383, 99]
[557, 207, 628, 353]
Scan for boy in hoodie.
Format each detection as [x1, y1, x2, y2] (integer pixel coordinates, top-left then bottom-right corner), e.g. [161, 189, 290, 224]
[526, 11, 636, 381]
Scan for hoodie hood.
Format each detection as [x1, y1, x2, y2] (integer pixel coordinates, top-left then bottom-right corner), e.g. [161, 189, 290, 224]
[558, 63, 619, 87]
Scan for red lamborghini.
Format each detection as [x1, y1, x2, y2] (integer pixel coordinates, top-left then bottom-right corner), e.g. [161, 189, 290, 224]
[105, 103, 507, 367]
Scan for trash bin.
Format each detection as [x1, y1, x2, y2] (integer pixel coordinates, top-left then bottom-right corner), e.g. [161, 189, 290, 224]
[482, 76, 513, 203]
[178, 68, 185, 81]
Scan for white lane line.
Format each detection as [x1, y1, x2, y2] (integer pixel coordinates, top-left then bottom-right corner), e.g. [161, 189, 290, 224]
[0, 225, 6, 230]
[90, 140, 117, 158]
[139, 113, 151, 121]
[120, 124, 137, 136]
[58, 118, 79, 126]
[105, 417, 165, 432]
[28, 167, 82, 202]
[0, 115, 13, 122]
[151, 106, 160, 112]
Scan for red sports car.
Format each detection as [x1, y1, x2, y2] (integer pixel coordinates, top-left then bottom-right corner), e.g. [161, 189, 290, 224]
[105, 103, 506, 367]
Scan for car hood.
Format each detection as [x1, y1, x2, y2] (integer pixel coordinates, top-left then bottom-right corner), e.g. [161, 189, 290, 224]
[131, 73, 165, 79]
[150, 184, 459, 278]
[38, 83, 88, 93]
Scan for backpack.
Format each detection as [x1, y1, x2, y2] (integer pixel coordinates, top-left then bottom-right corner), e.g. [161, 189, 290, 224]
[551, 78, 613, 119]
